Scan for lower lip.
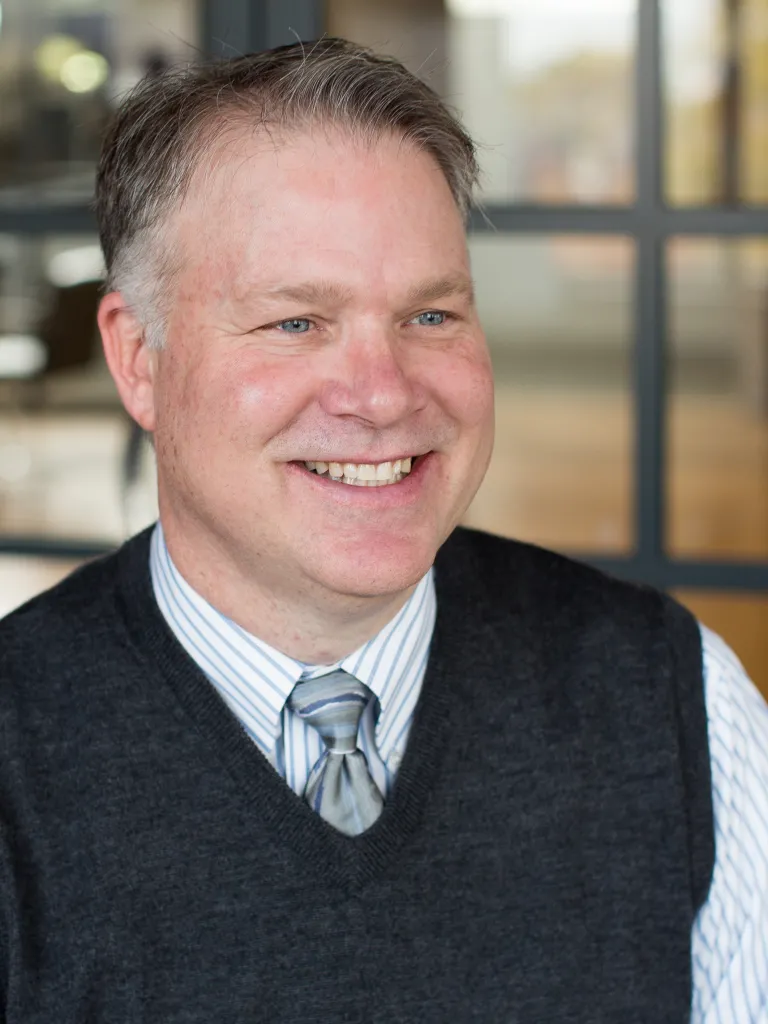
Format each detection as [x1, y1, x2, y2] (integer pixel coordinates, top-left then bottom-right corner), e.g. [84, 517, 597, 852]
[286, 454, 434, 507]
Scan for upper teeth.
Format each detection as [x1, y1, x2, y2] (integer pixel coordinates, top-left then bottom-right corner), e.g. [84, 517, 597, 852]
[304, 458, 413, 486]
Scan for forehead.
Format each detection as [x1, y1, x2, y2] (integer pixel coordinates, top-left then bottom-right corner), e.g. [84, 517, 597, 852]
[173, 125, 469, 298]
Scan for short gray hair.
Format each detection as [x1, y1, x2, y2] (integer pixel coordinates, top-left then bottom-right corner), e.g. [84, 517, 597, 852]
[95, 37, 480, 348]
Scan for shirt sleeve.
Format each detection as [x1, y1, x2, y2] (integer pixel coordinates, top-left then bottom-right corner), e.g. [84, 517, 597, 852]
[690, 625, 768, 1023]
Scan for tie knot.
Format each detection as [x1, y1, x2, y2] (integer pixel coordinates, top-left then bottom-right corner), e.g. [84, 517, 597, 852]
[287, 671, 373, 754]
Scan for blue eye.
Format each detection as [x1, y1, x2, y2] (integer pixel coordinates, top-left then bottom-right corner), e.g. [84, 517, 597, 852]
[277, 318, 312, 333]
[413, 311, 446, 326]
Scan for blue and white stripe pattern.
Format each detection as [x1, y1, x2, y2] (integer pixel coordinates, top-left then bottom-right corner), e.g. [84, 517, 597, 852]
[150, 522, 768, 1020]
[149, 522, 435, 801]
[692, 627, 768, 1022]
[288, 672, 385, 834]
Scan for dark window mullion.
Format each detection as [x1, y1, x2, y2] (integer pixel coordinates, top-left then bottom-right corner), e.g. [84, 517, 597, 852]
[0, 537, 111, 560]
[202, 0, 323, 58]
[202, 0, 265, 57]
[579, 556, 768, 592]
[468, 207, 768, 236]
[659, 207, 768, 234]
[0, 206, 96, 236]
[468, 206, 636, 234]
[634, 0, 666, 566]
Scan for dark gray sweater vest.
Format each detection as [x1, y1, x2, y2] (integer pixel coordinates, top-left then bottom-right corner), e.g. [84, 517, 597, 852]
[0, 527, 713, 1023]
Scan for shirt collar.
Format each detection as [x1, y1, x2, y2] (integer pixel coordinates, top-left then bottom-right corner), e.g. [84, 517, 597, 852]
[149, 521, 436, 758]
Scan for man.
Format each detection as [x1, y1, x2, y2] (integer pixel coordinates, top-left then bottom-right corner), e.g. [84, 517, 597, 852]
[0, 38, 766, 1022]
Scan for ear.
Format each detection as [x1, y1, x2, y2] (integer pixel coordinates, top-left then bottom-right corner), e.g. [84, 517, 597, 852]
[98, 292, 157, 432]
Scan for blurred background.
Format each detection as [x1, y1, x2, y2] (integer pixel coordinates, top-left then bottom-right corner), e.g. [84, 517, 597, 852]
[0, 0, 767, 696]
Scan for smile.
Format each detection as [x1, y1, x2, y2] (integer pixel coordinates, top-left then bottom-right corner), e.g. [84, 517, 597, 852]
[303, 458, 414, 487]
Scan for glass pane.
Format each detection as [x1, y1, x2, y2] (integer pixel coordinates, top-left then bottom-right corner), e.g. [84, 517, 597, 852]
[0, 0, 200, 202]
[674, 589, 768, 699]
[463, 235, 634, 553]
[326, 0, 637, 204]
[667, 238, 768, 559]
[664, 0, 768, 206]
[0, 233, 157, 542]
[0, 556, 82, 617]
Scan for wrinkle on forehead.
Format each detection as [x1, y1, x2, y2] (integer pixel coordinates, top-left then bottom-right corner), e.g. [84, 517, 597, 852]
[169, 124, 468, 314]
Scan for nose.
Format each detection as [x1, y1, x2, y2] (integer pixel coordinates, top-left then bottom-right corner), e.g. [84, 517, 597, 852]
[319, 328, 427, 429]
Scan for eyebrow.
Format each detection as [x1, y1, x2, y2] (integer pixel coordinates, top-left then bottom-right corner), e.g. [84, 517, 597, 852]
[404, 274, 475, 307]
[260, 273, 475, 308]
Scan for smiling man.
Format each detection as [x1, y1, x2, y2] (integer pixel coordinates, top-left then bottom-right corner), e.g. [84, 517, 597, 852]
[0, 39, 766, 1023]
[101, 122, 494, 663]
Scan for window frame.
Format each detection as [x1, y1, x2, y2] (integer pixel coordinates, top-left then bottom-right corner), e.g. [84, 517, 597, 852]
[1, 0, 767, 594]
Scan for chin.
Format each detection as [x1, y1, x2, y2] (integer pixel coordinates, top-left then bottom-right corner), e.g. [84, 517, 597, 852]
[308, 535, 437, 599]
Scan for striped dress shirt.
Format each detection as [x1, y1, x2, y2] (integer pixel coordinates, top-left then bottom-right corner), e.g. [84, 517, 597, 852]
[149, 522, 768, 1022]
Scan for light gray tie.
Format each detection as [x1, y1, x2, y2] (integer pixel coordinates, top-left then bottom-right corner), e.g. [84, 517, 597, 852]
[287, 670, 384, 836]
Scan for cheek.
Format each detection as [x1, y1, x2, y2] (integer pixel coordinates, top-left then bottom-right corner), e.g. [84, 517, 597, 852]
[436, 344, 495, 430]
[152, 348, 230, 468]
[229, 360, 313, 434]
[186, 356, 318, 456]
[234, 370, 293, 417]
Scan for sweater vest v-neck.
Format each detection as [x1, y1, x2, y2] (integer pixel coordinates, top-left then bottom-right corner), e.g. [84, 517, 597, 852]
[0, 526, 714, 1023]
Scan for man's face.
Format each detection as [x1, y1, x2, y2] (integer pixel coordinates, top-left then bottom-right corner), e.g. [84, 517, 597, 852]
[147, 127, 494, 604]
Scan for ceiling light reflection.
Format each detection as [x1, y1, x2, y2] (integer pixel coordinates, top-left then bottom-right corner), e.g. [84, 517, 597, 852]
[35, 35, 83, 83]
[60, 51, 109, 93]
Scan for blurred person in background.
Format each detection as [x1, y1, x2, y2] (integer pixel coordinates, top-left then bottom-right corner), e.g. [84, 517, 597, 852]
[0, 38, 766, 1022]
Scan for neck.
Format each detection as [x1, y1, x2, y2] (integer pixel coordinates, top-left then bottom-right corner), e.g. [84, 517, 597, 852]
[158, 518, 417, 665]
